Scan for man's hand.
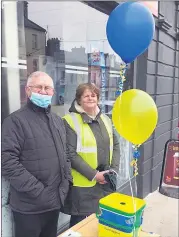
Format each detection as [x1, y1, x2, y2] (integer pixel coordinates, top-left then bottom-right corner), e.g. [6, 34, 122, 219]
[95, 170, 109, 184]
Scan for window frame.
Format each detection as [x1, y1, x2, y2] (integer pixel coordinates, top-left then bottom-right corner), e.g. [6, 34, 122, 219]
[32, 33, 38, 49]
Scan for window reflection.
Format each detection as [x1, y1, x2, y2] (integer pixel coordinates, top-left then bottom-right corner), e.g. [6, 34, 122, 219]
[2, 0, 133, 189]
[25, 1, 125, 115]
[23, 1, 133, 182]
[1, 1, 134, 234]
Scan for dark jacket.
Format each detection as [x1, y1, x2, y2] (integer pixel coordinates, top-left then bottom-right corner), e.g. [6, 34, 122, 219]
[61, 101, 120, 216]
[1, 100, 72, 214]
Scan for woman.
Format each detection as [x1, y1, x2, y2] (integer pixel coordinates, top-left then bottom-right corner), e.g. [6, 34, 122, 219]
[62, 83, 120, 227]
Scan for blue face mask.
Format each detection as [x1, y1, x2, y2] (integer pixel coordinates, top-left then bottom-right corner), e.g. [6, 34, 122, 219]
[30, 92, 52, 108]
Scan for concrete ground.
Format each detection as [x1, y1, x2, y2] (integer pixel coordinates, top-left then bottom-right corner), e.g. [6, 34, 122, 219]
[142, 190, 178, 237]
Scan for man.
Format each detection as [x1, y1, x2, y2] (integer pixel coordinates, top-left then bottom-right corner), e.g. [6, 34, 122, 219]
[1, 71, 72, 237]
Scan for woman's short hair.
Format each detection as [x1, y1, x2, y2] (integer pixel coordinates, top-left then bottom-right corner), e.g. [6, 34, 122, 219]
[75, 83, 100, 104]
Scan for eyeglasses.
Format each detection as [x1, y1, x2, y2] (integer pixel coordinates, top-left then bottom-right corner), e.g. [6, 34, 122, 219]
[28, 85, 54, 93]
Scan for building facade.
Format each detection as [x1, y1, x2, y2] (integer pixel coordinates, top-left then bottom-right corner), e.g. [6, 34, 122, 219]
[1, 1, 179, 236]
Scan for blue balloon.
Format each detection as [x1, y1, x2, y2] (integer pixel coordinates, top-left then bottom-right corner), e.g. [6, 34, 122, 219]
[106, 2, 155, 63]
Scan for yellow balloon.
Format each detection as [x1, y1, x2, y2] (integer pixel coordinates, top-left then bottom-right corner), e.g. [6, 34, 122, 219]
[112, 89, 158, 145]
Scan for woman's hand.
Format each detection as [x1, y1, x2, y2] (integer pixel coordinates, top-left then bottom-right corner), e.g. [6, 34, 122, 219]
[95, 170, 109, 184]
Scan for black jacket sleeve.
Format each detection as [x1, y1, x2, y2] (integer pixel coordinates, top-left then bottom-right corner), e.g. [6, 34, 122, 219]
[58, 117, 73, 184]
[1, 115, 44, 198]
[63, 120, 98, 181]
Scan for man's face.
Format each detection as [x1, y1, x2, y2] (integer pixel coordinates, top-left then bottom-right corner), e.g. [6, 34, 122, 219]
[25, 75, 54, 98]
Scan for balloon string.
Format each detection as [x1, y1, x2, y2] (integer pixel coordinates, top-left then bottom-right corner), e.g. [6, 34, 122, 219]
[115, 63, 141, 236]
[130, 144, 141, 237]
[116, 63, 127, 97]
[114, 63, 141, 236]
[130, 145, 141, 176]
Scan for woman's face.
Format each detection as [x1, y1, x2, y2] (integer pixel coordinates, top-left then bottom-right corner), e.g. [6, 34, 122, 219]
[79, 89, 98, 111]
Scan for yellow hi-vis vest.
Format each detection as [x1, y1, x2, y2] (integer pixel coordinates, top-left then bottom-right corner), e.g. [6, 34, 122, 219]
[63, 112, 113, 187]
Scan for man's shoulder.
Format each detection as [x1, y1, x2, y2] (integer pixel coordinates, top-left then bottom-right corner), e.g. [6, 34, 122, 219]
[51, 112, 65, 126]
[4, 106, 28, 122]
[2, 106, 29, 131]
[51, 112, 63, 121]
[51, 113, 66, 137]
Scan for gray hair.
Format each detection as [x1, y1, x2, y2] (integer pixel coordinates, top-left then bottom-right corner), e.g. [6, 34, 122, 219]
[27, 71, 54, 88]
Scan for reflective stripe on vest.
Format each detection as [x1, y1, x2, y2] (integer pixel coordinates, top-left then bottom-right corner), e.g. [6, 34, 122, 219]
[63, 113, 113, 187]
[70, 113, 97, 153]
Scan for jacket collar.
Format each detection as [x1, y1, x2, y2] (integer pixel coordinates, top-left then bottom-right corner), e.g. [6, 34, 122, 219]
[69, 100, 101, 124]
[81, 113, 101, 124]
[27, 98, 51, 114]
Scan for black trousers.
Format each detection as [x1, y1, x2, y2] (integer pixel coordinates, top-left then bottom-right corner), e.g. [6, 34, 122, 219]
[12, 210, 60, 237]
[69, 215, 88, 227]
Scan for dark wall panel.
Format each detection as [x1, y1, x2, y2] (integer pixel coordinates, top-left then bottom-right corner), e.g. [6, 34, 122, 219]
[137, 1, 178, 197]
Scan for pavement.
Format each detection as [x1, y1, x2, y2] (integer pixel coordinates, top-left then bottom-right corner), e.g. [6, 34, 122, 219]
[142, 190, 178, 237]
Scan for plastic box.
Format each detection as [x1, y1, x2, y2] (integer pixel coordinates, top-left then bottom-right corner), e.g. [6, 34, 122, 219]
[97, 193, 146, 237]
